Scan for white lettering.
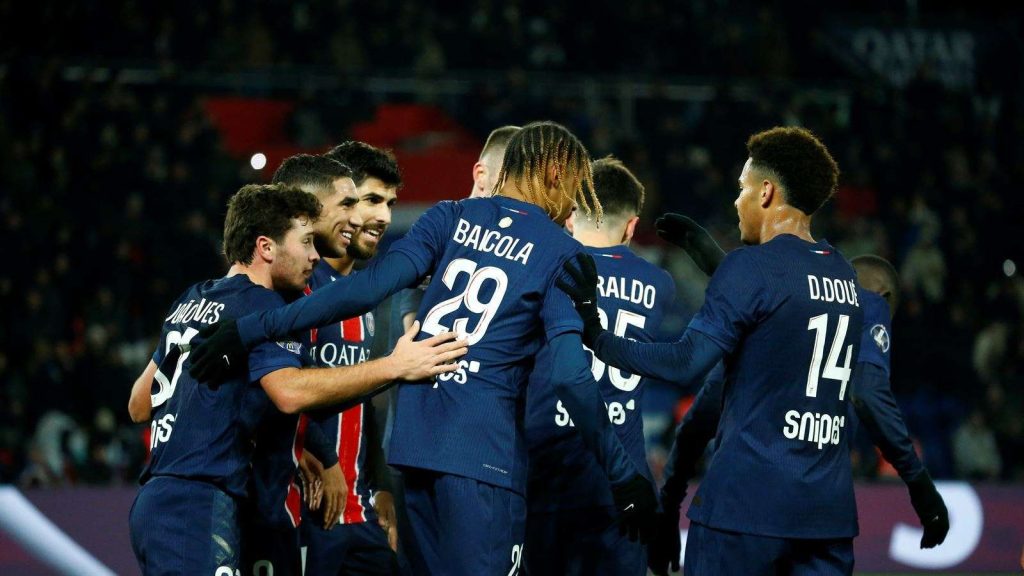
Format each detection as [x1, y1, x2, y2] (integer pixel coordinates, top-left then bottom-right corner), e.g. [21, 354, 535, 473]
[783, 410, 800, 439]
[808, 275, 821, 300]
[451, 218, 534, 265]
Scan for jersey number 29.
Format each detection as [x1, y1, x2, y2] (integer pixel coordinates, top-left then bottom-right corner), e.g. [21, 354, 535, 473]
[421, 258, 508, 345]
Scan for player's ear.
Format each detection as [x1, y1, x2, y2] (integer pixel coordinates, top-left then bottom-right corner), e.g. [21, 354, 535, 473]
[255, 235, 275, 263]
[472, 161, 486, 193]
[622, 215, 639, 244]
[545, 162, 561, 192]
[760, 178, 776, 208]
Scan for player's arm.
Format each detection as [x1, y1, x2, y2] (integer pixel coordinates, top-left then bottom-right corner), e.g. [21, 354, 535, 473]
[655, 213, 727, 277]
[592, 328, 724, 388]
[849, 361, 948, 548]
[128, 360, 158, 423]
[258, 322, 467, 414]
[191, 202, 458, 382]
[649, 365, 726, 575]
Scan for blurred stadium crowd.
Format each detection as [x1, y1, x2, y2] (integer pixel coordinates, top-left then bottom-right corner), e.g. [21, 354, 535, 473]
[1, 0, 1022, 487]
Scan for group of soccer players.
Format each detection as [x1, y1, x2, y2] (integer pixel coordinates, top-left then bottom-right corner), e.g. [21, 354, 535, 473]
[128, 120, 950, 575]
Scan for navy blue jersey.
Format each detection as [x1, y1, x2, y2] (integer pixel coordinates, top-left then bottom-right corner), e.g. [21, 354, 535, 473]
[526, 244, 676, 511]
[387, 197, 585, 494]
[142, 275, 303, 499]
[857, 289, 891, 376]
[685, 235, 863, 539]
[302, 259, 379, 525]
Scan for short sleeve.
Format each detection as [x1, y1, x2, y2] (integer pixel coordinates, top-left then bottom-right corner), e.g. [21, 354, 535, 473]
[541, 254, 584, 342]
[389, 201, 459, 278]
[242, 288, 306, 382]
[687, 249, 768, 354]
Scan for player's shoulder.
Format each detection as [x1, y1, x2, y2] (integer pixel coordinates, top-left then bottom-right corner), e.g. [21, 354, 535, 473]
[220, 275, 288, 311]
[589, 245, 675, 289]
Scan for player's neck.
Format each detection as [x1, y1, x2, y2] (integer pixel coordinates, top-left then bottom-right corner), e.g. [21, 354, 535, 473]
[227, 263, 273, 290]
[573, 227, 623, 249]
[324, 255, 355, 276]
[760, 205, 814, 244]
[494, 181, 529, 205]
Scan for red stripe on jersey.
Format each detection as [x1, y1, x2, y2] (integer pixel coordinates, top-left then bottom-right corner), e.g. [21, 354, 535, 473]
[284, 415, 309, 528]
[341, 317, 363, 343]
[304, 286, 318, 344]
[337, 403, 366, 524]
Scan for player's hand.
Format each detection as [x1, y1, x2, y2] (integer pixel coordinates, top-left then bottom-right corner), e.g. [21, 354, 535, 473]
[389, 321, 468, 381]
[655, 214, 726, 277]
[611, 473, 658, 544]
[188, 319, 246, 383]
[648, 490, 685, 575]
[906, 470, 949, 548]
[298, 452, 324, 511]
[374, 490, 399, 552]
[555, 252, 604, 347]
[319, 462, 348, 530]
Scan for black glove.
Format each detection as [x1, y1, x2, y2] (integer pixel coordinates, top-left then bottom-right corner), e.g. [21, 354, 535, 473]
[906, 470, 949, 548]
[611, 473, 658, 544]
[648, 489, 685, 575]
[187, 320, 246, 383]
[555, 252, 604, 347]
[655, 214, 726, 277]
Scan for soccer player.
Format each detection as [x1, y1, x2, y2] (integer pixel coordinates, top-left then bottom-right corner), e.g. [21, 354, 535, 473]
[644, 224, 951, 573]
[302, 141, 403, 575]
[558, 127, 866, 575]
[524, 156, 676, 576]
[470, 125, 521, 198]
[126, 184, 467, 575]
[189, 121, 658, 576]
[239, 154, 360, 576]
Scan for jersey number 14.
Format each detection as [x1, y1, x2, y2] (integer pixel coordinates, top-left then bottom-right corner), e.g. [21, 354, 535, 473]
[805, 313, 853, 400]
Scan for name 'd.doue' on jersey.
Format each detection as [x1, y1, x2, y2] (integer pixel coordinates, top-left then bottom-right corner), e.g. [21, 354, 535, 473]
[686, 235, 864, 539]
[302, 259, 378, 525]
[526, 244, 676, 512]
[387, 197, 586, 494]
[142, 275, 304, 499]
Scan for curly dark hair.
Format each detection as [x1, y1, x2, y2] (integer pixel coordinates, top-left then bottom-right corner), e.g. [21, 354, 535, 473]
[746, 127, 839, 215]
[223, 184, 322, 265]
[272, 154, 353, 197]
[323, 141, 402, 188]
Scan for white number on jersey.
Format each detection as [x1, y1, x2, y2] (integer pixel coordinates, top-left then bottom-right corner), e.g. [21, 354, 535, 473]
[805, 314, 853, 400]
[151, 327, 199, 408]
[421, 258, 509, 345]
[586, 307, 647, 392]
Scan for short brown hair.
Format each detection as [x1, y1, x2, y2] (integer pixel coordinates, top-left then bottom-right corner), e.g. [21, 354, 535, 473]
[272, 154, 353, 197]
[223, 184, 322, 265]
[746, 127, 839, 215]
[323, 141, 402, 188]
[591, 156, 644, 218]
[479, 126, 521, 160]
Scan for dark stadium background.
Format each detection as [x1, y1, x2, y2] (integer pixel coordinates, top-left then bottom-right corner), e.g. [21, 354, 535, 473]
[0, 1, 1021, 574]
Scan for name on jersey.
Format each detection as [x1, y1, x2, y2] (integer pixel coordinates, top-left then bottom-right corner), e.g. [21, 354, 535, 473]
[807, 275, 859, 307]
[783, 410, 845, 449]
[597, 276, 657, 310]
[164, 298, 225, 326]
[453, 218, 534, 265]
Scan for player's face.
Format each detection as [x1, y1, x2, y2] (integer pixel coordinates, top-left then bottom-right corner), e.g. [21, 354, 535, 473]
[735, 157, 763, 245]
[271, 216, 320, 292]
[347, 177, 397, 261]
[314, 177, 360, 258]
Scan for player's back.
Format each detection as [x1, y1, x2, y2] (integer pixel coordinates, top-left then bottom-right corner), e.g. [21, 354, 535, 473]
[388, 197, 584, 494]
[526, 244, 675, 512]
[688, 234, 863, 539]
[143, 275, 301, 498]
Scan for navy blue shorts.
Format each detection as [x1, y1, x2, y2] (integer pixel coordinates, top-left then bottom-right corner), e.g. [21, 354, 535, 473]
[129, 476, 241, 576]
[300, 515, 398, 576]
[402, 469, 526, 576]
[524, 506, 644, 576]
[240, 509, 301, 576]
[684, 522, 854, 576]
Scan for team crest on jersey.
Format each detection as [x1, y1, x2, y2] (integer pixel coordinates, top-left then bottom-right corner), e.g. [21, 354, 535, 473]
[870, 324, 890, 353]
[365, 312, 375, 337]
[276, 340, 304, 355]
